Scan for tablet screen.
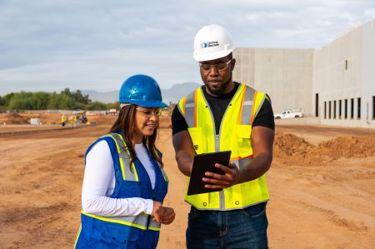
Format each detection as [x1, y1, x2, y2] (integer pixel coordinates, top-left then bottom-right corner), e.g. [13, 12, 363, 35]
[187, 151, 231, 195]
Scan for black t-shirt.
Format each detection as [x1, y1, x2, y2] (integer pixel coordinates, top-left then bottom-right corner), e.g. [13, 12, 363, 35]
[172, 82, 275, 135]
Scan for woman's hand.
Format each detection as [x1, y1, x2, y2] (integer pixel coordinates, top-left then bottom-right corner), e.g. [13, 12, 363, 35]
[156, 206, 175, 225]
[151, 201, 162, 223]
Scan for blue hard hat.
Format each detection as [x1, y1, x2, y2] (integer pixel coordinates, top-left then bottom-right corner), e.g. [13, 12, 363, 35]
[119, 74, 167, 108]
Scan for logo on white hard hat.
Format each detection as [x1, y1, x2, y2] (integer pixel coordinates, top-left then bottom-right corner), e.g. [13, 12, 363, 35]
[193, 24, 235, 61]
[200, 41, 219, 49]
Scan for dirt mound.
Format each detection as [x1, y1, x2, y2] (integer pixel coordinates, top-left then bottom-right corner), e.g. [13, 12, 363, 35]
[313, 136, 375, 160]
[274, 133, 314, 158]
[85, 112, 171, 128]
[274, 132, 375, 165]
[0, 113, 120, 125]
[0, 113, 29, 124]
[0, 113, 62, 125]
[28, 113, 61, 124]
[86, 115, 117, 125]
[0, 111, 173, 127]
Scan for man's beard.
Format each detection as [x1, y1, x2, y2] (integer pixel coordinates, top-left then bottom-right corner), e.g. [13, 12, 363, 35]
[206, 77, 231, 97]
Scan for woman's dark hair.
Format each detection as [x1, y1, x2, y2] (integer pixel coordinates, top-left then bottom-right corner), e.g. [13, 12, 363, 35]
[110, 105, 163, 167]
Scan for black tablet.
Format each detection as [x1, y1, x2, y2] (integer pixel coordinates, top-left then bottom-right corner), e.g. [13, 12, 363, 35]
[187, 151, 231, 195]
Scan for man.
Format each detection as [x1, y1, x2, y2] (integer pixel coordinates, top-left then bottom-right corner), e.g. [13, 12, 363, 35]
[172, 24, 275, 248]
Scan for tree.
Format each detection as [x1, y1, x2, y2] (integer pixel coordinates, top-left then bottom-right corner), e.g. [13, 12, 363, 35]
[2, 93, 15, 106]
[72, 90, 90, 105]
[50, 92, 77, 109]
[106, 102, 120, 110]
[8, 94, 33, 110]
[62, 88, 72, 98]
[86, 101, 107, 110]
[2, 89, 112, 111]
[30, 92, 49, 109]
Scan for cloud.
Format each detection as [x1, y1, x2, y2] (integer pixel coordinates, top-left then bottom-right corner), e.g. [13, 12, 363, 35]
[0, 0, 374, 94]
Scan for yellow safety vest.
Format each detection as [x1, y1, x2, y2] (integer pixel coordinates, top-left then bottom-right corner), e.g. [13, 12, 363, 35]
[177, 83, 269, 210]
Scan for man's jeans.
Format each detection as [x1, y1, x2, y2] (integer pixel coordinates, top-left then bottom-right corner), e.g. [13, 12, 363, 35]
[186, 202, 268, 249]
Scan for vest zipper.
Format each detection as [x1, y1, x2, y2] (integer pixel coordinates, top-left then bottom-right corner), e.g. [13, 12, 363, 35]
[215, 134, 225, 210]
[201, 85, 244, 210]
[215, 134, 220, 150]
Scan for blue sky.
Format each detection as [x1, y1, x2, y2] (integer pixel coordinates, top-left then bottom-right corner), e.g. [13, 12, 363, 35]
[0, 0, 374, 94]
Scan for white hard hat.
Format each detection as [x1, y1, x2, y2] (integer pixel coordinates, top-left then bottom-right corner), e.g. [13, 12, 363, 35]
[193, 24, 235, 62]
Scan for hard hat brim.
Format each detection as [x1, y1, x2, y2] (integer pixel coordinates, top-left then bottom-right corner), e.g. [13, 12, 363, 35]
[193, 48, 235, 62]
[124, 100, 168, 108]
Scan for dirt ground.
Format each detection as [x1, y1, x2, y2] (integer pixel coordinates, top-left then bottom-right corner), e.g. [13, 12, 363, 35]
[0, 115, 374, 249]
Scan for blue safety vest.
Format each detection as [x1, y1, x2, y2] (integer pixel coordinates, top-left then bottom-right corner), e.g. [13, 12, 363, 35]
[75, 132, 168, 249]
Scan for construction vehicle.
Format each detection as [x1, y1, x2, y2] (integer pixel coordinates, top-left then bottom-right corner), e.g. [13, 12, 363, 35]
[61, 111, 89, 126]
[74, 111, 88, 124]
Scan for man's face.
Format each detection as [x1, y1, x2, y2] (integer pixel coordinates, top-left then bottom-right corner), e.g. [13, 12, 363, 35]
[199, 54, 236, 96]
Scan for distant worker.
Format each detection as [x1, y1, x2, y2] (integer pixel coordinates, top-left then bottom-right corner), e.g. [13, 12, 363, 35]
[61, 114, 67, 127]
[172, 24, 275, 248]
[79, 111, 88, 124]
[72, 115, 77, 126]
[75, 74, 175, 249]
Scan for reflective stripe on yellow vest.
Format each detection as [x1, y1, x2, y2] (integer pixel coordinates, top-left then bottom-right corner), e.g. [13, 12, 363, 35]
[81, 133, 161, 231]
[177, 83, 269, 210]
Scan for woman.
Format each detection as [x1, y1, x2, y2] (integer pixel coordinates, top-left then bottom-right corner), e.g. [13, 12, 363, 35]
[75, 74, 175, 249]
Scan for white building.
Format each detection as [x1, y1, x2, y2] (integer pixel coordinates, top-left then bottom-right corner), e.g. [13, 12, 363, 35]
[233, 48, 314, 116]
[233, 19, 375, 128]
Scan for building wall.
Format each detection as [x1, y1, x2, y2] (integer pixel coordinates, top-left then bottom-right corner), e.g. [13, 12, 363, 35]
[233, 19, 374, 128]
[233, 48, 314, 116]
[313, 19, 375, 128]
[362, 20, 375, 127]
[313, 25, 363, 127]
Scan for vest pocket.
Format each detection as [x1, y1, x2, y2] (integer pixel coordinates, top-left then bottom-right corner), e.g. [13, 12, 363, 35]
[235, 125, 253, 157]
[188, 127, 203, 154]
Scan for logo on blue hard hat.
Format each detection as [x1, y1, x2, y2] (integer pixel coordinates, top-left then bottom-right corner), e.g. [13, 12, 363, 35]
[200, 41, 219, 49]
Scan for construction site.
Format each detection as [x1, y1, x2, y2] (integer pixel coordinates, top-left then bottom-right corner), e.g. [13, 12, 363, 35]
[1, 7, 375, 248]
[0, 112, 374, 248]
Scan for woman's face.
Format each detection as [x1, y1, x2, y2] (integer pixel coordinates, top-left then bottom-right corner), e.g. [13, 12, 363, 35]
[134, 106, 161, 140]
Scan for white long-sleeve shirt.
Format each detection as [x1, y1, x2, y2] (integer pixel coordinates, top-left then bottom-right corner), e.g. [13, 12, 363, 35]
[81, 140, 155, 216]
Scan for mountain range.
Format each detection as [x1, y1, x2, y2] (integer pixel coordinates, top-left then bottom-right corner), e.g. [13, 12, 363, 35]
[83, 82, 202, 104]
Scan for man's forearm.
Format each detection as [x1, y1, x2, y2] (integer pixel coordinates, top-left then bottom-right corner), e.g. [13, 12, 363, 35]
[176, 152, 193, 177]
[236, 153, 272, 184]
[173, 131, 195, 177]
